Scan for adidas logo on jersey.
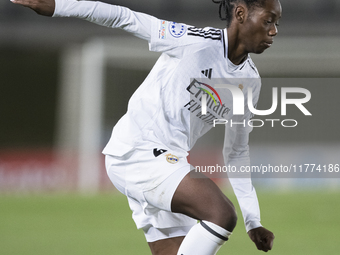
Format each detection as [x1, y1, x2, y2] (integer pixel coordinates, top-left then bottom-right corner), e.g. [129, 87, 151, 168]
[201, 68, 213, 79]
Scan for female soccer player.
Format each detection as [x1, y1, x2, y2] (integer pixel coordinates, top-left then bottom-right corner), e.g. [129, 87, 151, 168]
[12, 0, 281, 254]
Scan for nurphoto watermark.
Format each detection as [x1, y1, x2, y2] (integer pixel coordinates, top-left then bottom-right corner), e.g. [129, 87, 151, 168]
[186, 78, 312, 128]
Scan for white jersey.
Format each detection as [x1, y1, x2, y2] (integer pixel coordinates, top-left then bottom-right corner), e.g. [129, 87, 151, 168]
[53, 0, 262, 232]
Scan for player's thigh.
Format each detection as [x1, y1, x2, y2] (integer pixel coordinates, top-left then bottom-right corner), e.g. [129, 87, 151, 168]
[148, 236, 184, 255]
[171, 171, 237, 230]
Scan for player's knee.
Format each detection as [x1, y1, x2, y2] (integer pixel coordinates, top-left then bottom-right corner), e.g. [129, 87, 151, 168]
[210, 202, 237, 232]
[226, 205, 238, 231]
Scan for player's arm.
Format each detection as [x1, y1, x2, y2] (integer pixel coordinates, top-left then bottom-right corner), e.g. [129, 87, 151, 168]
[11, 0, 155, 41]
[223, 122, 274, 252]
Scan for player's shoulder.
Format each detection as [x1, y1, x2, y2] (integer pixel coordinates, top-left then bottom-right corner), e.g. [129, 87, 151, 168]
[184, 25, 225, 56]
[186, 26, 224, 42]
[151, 20, 224, 57]
[164, 20, 224, 45]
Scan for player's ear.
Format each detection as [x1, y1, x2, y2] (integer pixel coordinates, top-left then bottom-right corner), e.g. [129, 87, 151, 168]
[234, 5, 246, 24]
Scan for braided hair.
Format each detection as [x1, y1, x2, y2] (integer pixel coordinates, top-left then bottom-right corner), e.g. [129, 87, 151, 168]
[212, 0, 267, 27]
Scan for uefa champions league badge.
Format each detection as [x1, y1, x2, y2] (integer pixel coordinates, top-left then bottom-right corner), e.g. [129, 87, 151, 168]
[169, 22, 187, 38]
[165, 153, 179, 164]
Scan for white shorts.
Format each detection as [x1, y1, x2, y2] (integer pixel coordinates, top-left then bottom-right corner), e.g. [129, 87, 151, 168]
[105, 146, 197, 242]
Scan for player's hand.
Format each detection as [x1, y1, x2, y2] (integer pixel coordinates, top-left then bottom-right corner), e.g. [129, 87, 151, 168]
[248, 227, 275, 252]
[10, 0, 55, 17]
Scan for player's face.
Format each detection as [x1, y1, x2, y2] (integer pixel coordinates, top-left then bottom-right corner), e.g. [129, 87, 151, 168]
[241, 0, 282, 54]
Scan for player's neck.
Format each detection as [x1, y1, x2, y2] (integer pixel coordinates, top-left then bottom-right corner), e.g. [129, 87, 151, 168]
[226, 26, 248, 65]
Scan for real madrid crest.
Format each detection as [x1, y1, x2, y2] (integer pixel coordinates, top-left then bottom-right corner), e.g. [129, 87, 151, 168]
[166, 153, 179, 164]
